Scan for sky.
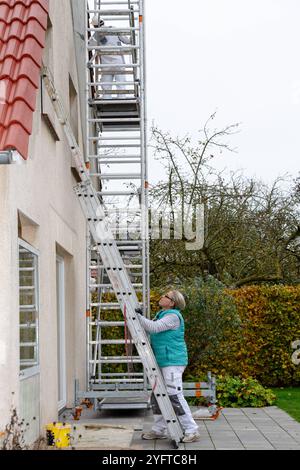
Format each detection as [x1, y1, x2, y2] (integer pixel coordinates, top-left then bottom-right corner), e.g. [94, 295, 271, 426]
[145, 0, 300, 186]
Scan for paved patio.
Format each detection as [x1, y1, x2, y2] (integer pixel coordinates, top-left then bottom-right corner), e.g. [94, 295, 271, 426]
[61, 406, 300, 450]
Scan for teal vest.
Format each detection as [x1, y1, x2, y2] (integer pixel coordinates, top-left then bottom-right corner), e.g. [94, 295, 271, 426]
[150, 309, 188, 368]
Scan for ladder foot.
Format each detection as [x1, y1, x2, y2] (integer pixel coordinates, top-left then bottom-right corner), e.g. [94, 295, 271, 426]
[171, 439, 179, 449]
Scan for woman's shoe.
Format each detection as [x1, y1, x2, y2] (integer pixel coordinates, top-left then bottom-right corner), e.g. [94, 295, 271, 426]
[141, 431, 168, 440]
[182, 432, 201, 443]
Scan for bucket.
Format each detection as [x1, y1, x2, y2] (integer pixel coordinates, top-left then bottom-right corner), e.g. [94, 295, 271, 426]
[46, 422, 71, 449]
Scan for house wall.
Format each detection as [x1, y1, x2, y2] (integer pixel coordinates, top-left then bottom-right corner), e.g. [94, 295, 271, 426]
[0, 0, 87, 443]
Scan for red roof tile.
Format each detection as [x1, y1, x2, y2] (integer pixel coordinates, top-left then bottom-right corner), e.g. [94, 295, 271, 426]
[0, 0, 49, 160]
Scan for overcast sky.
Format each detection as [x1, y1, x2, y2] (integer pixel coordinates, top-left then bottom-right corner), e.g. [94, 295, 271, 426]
[145, 0, 300, 186]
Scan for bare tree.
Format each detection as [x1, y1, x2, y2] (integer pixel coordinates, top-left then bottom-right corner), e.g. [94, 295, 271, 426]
[149, 121, 300, 287]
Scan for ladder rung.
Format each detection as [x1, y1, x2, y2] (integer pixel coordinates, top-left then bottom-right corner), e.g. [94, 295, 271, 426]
[96, 136, 140, 141]
[98, 108, 139, 114]
[90, 9, 135, 15]
[89, 154, 141, 158]
[89, 282, 143, 289]
[87, 28, 139, 34]
[96, 191, 137, 196]
[95, 264, 143, 269]
[91, 70, 135, 75]
[96, 93, 136, 97]
[88, 2, 139, 8]
[118, 246, 141, 250]
[90, 339, 129, 345]
[90, 124, 140, 131]
[94, 118, 140, 122]
[89, 226, 140, 235]
[89, 1, 139, 4]
[91, 321, 125, 327]
[93, 102, 139, 106]
[92, 0, 140, 3]
[91, 240, 142, 247]
[98, 90, 135, 95]
[97, 127, 141, 132]
[89, 384, 146, 391]
[97, 142, 141, 146]
[96, 373, 144, 378]
[98, 109, 139, 114]
[89, 283, 142, 288]
[89, 246, 143, 251]
[99, 159, 141, 164]
[89, 64, 139, 69]
[88, 81, 138, 86]
[79, 392, 148, 401]
[92, 263, 142, 269]
[91, 383, 147, 390]
[88, 136, 140, 141]
[91, 358, 142, 364]
[90, 303, 122, 309]
[103, 211, 142, 216]
[90, 301, 141, 308]
[91, 379, 145, 384]
[88, 46, 140, 52]
[90, 173, 141, 179]
[88, 17, 139, 22]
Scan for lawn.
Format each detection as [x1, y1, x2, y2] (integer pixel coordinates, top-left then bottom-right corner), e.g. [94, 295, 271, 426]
[271, 387, 300, 423]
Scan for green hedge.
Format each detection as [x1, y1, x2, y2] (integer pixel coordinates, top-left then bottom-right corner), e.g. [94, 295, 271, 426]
[186, 285, 300, 387]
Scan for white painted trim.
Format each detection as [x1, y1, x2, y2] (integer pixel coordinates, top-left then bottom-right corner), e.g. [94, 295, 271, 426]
[18, 238, 40, 256]
[56, 255, 67, 411]
[19, 365, 40, 381]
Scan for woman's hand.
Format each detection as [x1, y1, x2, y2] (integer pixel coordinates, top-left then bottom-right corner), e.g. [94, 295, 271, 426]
[135, 307, 144, 316]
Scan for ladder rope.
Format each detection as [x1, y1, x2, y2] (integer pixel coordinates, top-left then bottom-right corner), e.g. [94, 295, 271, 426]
[124, 304, 134, 375]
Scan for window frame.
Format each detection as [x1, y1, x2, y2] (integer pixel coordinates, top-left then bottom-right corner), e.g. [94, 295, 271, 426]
[56, 254, 67, 411]
[18, 239, 40, 381]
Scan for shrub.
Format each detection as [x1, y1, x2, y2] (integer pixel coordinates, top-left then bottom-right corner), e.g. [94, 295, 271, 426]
[1, 408, 28, 450]
[216, 376, 276, 408]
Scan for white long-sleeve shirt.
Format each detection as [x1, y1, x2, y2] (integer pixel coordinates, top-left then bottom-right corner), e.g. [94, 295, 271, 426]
[138, 313, 180, 334]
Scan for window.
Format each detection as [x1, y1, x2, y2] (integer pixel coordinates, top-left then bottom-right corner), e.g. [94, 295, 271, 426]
[19, 240, 39, 378]
[69, 75, 79, 143]
[41, 16, 60, 141]
[44, 16, 53, 72]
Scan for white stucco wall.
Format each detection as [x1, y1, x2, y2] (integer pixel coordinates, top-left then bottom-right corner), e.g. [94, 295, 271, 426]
[0, 0, 87, 443]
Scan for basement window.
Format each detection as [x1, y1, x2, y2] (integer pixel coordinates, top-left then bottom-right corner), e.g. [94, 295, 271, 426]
[19, 240, 40, 378]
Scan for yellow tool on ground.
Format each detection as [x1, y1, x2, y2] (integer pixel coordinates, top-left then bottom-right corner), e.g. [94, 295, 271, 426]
[46, 422, 71, 449]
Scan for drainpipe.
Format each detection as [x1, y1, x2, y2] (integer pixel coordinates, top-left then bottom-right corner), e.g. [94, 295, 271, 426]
[0, 150, 24, 164]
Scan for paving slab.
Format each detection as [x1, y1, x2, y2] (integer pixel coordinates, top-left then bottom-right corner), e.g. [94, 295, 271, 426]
[59, 406, 300, 450]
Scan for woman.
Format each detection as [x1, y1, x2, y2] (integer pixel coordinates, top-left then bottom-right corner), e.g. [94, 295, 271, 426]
[137, 290, 200, 443]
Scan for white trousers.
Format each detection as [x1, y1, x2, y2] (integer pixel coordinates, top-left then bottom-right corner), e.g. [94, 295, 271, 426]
[152, 366, 199, 435]
[100, 73, 127, 99]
